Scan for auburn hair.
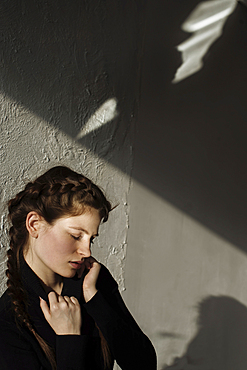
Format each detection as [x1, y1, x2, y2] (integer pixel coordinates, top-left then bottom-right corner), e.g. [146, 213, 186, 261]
[6, 166, 112, 369]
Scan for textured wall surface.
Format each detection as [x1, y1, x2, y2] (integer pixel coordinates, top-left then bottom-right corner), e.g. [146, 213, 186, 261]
[0, 95, 130, 295]
[123, 2, 247, 369]
[0, 0, 145, 298]
[2, 1, 247, 369]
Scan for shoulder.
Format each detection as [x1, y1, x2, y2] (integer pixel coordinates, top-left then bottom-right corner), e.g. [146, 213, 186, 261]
[0, 291, 24, 349]
[0, 290, 18, 336]
[0, 289, 12, 318]
[0, 291, 35, 351]
[0, 290, 26, 342]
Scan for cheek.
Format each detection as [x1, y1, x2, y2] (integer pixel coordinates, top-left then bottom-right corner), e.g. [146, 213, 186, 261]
[41, 233, 74, 258]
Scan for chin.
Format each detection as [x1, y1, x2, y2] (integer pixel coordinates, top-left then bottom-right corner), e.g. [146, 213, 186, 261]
[59, 269, 77, 278]
[67, 271, 77, 278]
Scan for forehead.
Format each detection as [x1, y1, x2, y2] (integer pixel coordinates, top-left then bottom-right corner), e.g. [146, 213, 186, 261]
[54, 208, 101, 231]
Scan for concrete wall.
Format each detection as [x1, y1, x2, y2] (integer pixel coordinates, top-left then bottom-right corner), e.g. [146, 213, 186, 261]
[123, 1, 247, 369]
[0, 0, 146, 295]
[1, 1, 247, 370]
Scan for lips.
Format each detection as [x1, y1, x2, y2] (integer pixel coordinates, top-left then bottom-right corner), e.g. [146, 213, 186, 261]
[69, 261, 84, 269]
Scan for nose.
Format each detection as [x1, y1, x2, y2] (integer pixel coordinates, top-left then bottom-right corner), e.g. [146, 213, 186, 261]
[77, 238, 91, 258]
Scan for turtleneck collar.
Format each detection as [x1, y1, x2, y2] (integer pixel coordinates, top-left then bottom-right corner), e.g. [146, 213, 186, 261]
[20, 255, 84, 302]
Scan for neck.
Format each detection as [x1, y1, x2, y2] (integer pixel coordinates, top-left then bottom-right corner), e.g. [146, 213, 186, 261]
[24, 248, 63, 296]
[40, 278, 63, 295]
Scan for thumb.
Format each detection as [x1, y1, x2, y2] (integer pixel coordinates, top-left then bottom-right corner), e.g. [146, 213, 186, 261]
[39, 297, 51, 321]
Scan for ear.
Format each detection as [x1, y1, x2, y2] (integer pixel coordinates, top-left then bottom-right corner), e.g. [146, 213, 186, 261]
[26, 211, 44, 238]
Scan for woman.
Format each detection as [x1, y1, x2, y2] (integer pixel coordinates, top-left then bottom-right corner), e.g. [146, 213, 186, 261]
[0, 166, 157, 370]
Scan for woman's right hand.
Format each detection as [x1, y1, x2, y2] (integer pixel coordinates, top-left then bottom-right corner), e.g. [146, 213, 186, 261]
[40, 292, 82, 335]
[82, 257, 101, 303]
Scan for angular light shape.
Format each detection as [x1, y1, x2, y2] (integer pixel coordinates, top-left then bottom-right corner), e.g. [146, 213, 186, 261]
[172, 0, 237, 83]
[76, 98, 118, 139]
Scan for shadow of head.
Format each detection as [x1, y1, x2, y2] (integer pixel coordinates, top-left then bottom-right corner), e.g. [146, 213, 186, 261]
[163, 296, 247, 370]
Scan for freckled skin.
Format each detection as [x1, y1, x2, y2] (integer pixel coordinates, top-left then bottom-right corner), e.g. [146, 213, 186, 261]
[25, 208, 101, 291]
[24, 207, 102, 335]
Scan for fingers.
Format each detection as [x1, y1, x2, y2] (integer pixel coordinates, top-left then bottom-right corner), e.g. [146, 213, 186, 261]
[63, 295, 70, 303]
[63, 295, 79, 306]
[40, 294, 79, 313]
[84, 257, 93, 270]
[77, 258, 96, 278]
[39, 297, 50, 321]
[69, 296, 79, 305]
[48, 291, 59, 309]
[50, 293, 79, 307]
[82, 257, 101, 303]
[40, 293, 81, 335]
[84, 256, 99, 270]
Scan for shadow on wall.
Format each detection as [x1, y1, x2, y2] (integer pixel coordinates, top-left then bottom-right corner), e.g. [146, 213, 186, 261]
[0, 0, 145, 141]
[162, 296, 247, 370]
[132, 1, 247, 253]
[1, 0, 247, 254]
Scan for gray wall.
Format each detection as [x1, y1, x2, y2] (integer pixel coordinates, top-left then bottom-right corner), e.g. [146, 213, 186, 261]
[123, 1, 247, 369]
[0, 0, 145, 293]
[1, 1, 247, 370]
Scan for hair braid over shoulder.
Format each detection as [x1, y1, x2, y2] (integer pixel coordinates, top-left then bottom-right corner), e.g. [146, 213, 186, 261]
[6, 166, 112, 370]
[6, 216, 57, 369]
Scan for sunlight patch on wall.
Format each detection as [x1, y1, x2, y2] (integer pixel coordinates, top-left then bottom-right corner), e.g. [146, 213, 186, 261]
[76, 98, 118, 139]
[172, 0, 236, 83]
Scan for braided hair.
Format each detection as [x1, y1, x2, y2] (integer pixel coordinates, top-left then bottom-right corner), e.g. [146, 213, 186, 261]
[6, 166, 112, 370]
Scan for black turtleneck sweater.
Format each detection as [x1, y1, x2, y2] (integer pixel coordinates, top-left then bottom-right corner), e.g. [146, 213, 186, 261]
[0, 259, 157, 370]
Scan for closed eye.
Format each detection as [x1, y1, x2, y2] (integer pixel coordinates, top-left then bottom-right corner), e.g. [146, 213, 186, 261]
[70, 235, 96, 243]
[71, 235, 81, 241]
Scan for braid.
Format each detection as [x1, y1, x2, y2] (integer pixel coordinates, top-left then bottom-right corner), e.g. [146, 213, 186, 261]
[6, 166, 112, 370]
[7, 202, 57, 369]
[6, 231, 57, 369]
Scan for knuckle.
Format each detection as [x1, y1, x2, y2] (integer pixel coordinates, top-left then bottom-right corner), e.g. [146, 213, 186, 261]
[51, 303, 58, 311]
[60, 301, 68, 309]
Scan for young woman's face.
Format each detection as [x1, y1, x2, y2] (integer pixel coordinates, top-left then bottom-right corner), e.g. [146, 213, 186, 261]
[27, 207, 101, 282]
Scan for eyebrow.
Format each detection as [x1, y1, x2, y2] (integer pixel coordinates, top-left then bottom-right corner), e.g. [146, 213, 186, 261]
[68, 226, 99, 236]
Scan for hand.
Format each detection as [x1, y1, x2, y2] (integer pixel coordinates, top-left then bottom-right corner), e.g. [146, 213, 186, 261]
[82, 257, 101, 303]
[40, 292, 82, 335]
